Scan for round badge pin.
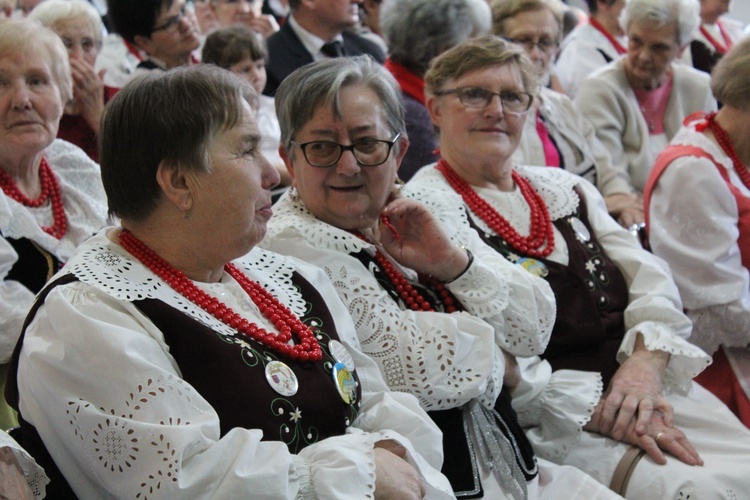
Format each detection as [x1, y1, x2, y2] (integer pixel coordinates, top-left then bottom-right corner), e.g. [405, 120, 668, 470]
[329, 340, 355, 371]
[332, 362, 357, 404]
[569, 217, 591, 242]
[517, 257, 549, 278]
[265, 360, 299, 397]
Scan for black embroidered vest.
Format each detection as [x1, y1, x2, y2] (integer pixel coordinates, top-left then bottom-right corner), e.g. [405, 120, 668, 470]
[351, 249, 538, 498]
[470, 188, 629, 386]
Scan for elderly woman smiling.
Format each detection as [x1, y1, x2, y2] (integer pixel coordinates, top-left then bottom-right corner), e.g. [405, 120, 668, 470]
[0, 19, 107, 429]
[576, 0, 717, 194]
[261, 55, 624, 499]
[406, 34, 750, 498]
[7, 64, 452, 498]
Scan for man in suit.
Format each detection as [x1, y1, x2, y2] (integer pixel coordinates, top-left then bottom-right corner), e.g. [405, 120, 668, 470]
[263, 0, 386, 95]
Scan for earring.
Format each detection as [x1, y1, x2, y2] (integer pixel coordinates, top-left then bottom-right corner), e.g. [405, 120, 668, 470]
[288, 185, 300, 202]
[183, 209, 191, 219]
[393, 177, 405, 195]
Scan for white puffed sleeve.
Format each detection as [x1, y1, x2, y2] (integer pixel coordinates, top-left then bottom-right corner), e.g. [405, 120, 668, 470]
[576, 179, 711, 394]
[18, 281, 452, 499]
[510, 357, 602, 461]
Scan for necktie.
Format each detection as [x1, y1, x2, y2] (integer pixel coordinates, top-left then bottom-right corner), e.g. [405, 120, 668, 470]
[321, 41, 344, 58]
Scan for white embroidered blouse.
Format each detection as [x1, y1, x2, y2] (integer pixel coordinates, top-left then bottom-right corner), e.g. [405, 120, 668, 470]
[17, 231, 453, 499]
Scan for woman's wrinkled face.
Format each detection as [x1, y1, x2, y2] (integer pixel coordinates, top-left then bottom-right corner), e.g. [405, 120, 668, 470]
[284, 84, 406, 231]
[52, 16, 101, 67]
[501, 7, 560, 79]
[188, 99, 280, 260]
[625, 20, 681, 88]
[427, 63, 529, 178]
[0, 50, 63, 155]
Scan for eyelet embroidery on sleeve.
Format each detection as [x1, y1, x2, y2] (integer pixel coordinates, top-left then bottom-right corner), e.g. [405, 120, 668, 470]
[65, 375, 194, 498]
[325, 263, 486, 410]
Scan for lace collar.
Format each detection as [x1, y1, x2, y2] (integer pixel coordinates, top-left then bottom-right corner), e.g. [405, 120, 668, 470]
[0, 140, 108, 260]
[409, 163, 581, 223]
[63, 230, 308, 337]
[265, 191, 374, 255]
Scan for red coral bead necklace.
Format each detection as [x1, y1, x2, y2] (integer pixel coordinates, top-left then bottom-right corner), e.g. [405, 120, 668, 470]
[353, 227, 458, 313]
[0, 156, 67, 239]
[704, 112, 750, 191]
[119, 229, 322, 361]
[437, 158, 554, 257]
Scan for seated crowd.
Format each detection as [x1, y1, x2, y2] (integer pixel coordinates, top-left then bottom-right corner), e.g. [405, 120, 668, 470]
[1, 0, 750, 498]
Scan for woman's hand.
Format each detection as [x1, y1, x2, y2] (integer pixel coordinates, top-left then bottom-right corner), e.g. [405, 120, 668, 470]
[69, 58, 105, 133]
[604, 193, 643, 228]
[0, 447, 34, 500]
[249, 14, 279, 38]
[502, 350, 521, 393]
[599, 347, 672, 441]
[379, 197, 468, 282]
[373, 441, 425, 499]
[586, 408, 702, 466]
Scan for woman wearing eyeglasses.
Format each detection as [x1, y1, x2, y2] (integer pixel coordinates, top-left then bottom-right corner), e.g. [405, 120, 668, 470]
[406, 34, 750, 498]
[261, 55, 622, 499]
[491, 0, 643, 229]
[107, 0, 200, 79]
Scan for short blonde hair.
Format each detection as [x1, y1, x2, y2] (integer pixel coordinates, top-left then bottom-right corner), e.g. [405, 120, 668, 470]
[0, 19, 72, 103]
[425, 34, 540, 99]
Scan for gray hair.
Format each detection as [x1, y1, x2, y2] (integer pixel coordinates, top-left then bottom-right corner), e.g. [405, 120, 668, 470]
[619, 0, 700, 47]
[380, 0, 491, 77]
[275, 55, 406, 155]
[28, 0, 104, 44]
[711, 36, 750, 112]
[100, 65, 257, 222]
[0, 18, 72, 103]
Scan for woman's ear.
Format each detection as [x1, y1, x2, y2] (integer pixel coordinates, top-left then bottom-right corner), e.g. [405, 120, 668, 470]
[279, 145, 296, 182]
[425, 94, 443, 128]
[156, 161, 192, 214]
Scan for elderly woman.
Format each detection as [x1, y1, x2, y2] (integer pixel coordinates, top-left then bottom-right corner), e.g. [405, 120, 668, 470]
[406, 34, 750, 498]
[576, 0, 716, 195]
[492, 0, 643, 228]
[106, 0, 200, 78]
[261, 55, 621, 498]
[379, 0, 491, 181]
[6, 64, 453, 498]
[29, 0, 118, 162]
[0, 19, 108, 428]
[645, 37, 750, 428]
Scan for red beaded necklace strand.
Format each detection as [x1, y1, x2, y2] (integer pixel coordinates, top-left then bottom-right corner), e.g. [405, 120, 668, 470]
[352, 230, 458, 313]
[436, 159, 554, 258]
[119, 229, 322, 361]
[0, 157, 67, 239]
[705, 112, 750, 191]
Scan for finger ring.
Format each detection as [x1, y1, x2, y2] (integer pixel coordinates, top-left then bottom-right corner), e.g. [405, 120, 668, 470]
[655, 432, 665, 445]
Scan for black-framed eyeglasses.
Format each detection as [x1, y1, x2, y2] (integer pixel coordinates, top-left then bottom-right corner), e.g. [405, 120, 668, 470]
[503, 36, 559, 54]
[291, 133, 401, 168]
[434, 87, 533, 114]
[152, 3, 189, 33]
